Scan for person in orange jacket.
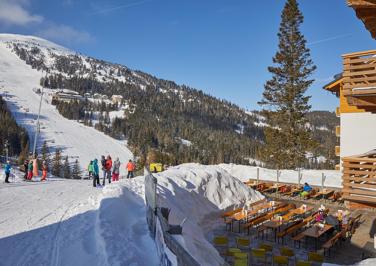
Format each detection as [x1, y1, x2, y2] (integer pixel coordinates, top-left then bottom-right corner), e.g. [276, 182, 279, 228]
[103, 155, 112, 185]
[126, 159, 136, 179]
[41, 160, 48, 181]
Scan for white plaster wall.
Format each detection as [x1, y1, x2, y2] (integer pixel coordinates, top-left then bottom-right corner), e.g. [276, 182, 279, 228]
[340, 112, 376, 158]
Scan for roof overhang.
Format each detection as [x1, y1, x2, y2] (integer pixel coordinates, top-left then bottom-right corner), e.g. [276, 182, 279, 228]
[348, 0, 376, 39]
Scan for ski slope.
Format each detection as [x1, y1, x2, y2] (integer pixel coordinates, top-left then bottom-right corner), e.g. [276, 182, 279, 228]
[0, 172, 159, 266]
[0, 38, 133, 169]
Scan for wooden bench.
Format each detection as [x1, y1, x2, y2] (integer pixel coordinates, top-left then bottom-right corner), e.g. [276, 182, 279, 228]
[221, 208, 242, 219]
[322, 231, 343, 256]
[277, 220, 302, 244]
[242, 203, 289, 235]
[292, 232, 306, 248]
[285, 186, 303, 197]
[257, 224, 267, 239]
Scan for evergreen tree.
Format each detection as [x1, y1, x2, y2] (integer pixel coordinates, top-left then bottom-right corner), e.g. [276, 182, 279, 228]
[52, 149, 62, 177]
[258, 0, 317, 169]
[41, 141, 50, 168]
[72, 159, 81, 179]
[18, 141, 29, 165]
[63, 156, 71, 179]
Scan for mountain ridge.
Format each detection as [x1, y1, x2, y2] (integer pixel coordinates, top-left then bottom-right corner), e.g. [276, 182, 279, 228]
[0, 33, 338, 168]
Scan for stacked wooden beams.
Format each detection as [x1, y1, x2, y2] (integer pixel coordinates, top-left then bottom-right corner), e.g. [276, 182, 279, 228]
[348, 0, 376, 39]
[342, 50, 376, 110]
[342, 155, 376, 204]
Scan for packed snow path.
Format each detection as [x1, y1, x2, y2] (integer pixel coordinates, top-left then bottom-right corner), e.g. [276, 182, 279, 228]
[0, 175, 159, 266]
[0, 40, 133, 169]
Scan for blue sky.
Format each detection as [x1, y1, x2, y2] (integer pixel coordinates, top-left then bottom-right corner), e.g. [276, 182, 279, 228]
[0, 0, 375, 111]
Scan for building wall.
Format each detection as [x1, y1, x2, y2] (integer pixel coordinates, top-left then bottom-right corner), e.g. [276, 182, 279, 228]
[340, 112, 376, 158]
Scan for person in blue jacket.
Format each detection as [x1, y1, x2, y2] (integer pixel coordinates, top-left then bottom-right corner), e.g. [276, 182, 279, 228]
[4, 161, 11, 183]
[301, 182, 312, 197]
[92, 159, 100, 187]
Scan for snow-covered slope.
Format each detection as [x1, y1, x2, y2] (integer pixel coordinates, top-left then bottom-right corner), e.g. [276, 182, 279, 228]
[0, 171, 159, 265]
[0, 37, 133, 169]
[154, 163, 264, 265]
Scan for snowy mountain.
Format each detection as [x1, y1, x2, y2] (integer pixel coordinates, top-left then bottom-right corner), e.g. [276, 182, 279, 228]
[0, 33, 337, 169]
[0, 34, 133, 169]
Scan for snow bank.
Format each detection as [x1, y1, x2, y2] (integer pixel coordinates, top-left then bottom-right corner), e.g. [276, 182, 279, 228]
[154, 163, 264, 265]
[354, 258, 376, 266]
[0, 170, 158, 265]
[218, 164, 343, 188]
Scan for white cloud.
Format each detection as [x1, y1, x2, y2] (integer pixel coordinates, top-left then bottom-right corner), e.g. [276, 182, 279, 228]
[36, 23, 93, 45]
[89, 0, 151, 15]
[0, 0, 43, 26]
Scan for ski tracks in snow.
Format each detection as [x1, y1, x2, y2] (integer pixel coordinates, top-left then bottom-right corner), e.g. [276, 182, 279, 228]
[0, 176, 159, 266]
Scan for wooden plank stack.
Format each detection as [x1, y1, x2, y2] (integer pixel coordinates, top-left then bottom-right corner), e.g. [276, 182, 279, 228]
[342, 152, 376, 205]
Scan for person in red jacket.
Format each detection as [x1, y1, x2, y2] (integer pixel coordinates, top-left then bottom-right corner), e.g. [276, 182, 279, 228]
[41, 160, 48, 181]
[126, 159, 136, 179]
[103, 155, 112, 185]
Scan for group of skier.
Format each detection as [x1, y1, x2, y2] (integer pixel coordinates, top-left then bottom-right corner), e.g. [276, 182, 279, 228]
[87, 156, 136, 187]
[22, 159, 48, 181]
[3, 154, 136, 185]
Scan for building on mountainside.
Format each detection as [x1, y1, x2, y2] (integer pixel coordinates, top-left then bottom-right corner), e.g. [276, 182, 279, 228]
[323, 0, 376, 209]
[111, 95, 123, 104]
[51, 90, 84, 105]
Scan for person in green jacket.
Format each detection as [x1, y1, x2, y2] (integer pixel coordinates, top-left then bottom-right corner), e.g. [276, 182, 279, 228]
[27, 160, 33, 180]
[87, 160, 94, 179]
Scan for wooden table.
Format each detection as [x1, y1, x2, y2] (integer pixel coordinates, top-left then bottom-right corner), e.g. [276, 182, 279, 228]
[315, 189, 334, 200]
[229, 201, 282, 232]
[263, 220, 284, 241]
[302, 224, 333, 250]
[291, 205, 314, 216]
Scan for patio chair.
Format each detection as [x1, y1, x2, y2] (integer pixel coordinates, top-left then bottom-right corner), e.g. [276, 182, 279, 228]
[233, 252, 248, 261]
[279, 247, 295, 258]
[251, 248, 267, 265]
[258, 243, 273, 253]
[236, 237, 251, 250]
[296, 260, 312, 266]
[273, 255, 289, 265]
[234, 259, 248, 266]
[308, 252, 324, 263]
[213, 236, 229, 256]
[213, 236, 228, 247]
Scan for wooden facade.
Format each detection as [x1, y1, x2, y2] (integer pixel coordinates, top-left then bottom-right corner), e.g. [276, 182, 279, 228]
[342, 50, 376, 112]
[342, 151, 376, 205]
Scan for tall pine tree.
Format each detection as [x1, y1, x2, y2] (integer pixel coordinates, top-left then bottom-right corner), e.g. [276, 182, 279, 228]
[63, 156, 71, 179]
[41, 141, 50, 168]
[259, 0, 316, 169]
[52, 148, 62, 177]
[72, 159, 81, 180]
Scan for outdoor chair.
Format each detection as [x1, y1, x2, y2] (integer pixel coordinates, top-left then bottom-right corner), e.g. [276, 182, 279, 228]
[236, 237, 251, 250]
[273, 255, 289, 265]
[251, 248, 267, 265]
[213, 236, 228, 247]
[279, 247, 295, 260]
[213, 236, 229, 256]
[234, 252, 248, 265]
[308, 252, 324, 264]
[296, 260, 312, 266]
[258, 243, 273, 253]
[234, 259, 248, 266]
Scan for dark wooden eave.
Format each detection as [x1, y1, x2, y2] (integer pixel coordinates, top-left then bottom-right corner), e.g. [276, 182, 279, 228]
[348, 0, 376, 39]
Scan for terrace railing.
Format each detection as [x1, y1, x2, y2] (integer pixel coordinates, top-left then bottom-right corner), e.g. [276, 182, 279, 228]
[342, 152, 376, 204]
[342, 50, 376, 111]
